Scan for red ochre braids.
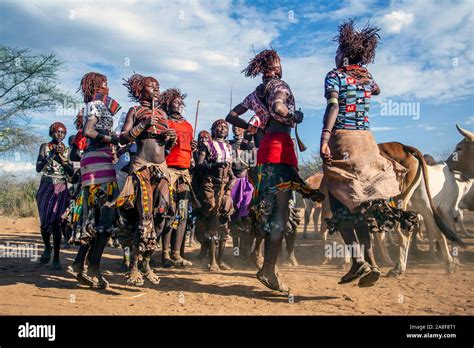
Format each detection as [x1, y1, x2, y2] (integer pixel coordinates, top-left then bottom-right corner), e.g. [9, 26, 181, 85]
[49, 122, 67, 136]
[123, 74, 159, 103]
[198, 130, 211, 140]
[158, 87, 187, 113]
[74, 109, 83, 128]
[242, 49, 280, 78]
[334, 18, 381, 65]
[77, 72, 107, 102]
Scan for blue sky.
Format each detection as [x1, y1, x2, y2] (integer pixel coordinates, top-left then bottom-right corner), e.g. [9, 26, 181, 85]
[0, 0, 473, 174]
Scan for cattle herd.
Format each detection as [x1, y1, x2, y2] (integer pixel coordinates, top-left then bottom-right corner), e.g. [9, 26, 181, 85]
[303, 124, 474, 276]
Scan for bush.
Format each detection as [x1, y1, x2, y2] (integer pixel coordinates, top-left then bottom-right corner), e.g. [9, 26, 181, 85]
[0, 177, 39, 217]
[299, 151, 323, 180]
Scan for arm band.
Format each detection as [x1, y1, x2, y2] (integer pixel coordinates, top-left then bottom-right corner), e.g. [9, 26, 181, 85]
[95, 133, 105, 142]
[129, 122, 146, 139]
[274, 99, 284, 104]
[327, 98, 338, 105]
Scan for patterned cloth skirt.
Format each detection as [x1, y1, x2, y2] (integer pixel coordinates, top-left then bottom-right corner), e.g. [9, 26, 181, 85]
[36, 179, 70, 229]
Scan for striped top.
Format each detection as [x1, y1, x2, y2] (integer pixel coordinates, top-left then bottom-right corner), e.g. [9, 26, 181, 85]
[203, 139, 233, 165]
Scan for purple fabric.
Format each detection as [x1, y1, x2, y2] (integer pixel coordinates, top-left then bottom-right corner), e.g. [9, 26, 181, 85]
[36, 181, 70, 228]
[218, 141, 226, 161]
[230, 176, 254, 219]
[205, 139, 218, 161]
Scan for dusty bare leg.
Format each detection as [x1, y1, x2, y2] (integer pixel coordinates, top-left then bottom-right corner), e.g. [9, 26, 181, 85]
[303, 199, 312, 239]
[208, 237, 219, 272]
[161, 228, 174, 268]
[140, 249, 160, 284]
[127, 246, 144, 286]
[171, 196, 192, 267]
[39, 226, 52, 264]
[257, 190, 291, 293]
[284, 232, 298, 267]
[217, 237, 231, 270]
[251, 235, 264, 269]
[51, 221, 62, 270]
[336, 220, 370, 284]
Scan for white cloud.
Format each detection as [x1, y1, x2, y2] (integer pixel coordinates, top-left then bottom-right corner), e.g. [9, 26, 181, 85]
[464, 116, 474, 126]
[0, 0, 472, 140]
[0, 0, 283, 132]
[379, 10, 414, 34]
[0, 160, 36, 173]
[371, 126, 398, 131]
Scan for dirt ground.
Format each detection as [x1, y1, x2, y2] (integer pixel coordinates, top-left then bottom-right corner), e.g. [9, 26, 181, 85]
[0, 212, 473, 315]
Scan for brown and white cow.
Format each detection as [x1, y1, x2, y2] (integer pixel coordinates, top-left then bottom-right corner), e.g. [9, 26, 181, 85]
[302, 173, 324, 238]
[376, 125, 470, 276]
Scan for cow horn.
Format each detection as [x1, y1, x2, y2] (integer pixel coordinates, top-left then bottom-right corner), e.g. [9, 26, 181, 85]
[456, 124, 474, 141]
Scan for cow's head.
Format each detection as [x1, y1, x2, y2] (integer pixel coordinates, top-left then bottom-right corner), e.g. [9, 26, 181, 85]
[445, 124, 474, 179]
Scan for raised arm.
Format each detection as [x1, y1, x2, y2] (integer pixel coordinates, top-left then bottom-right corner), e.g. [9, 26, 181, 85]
[225, 104, 250, 130]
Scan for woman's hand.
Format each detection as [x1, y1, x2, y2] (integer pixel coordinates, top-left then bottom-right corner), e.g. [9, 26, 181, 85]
[142, 115, 153, 127]
[164, 128, 177, 142]
[320, 142, 332, 165]
[191, 139, 198, 151]
[247, 124, 258, 135]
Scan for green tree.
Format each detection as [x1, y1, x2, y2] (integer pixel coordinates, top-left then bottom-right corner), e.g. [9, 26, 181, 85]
[299, 150, 323, 180]
[0, 45, 78, 153]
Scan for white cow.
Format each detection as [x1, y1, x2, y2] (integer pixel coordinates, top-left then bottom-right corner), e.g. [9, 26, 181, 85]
[458, 185, 474, 237]
[420, 164, 472, 253]
[379, 125, 473, 276]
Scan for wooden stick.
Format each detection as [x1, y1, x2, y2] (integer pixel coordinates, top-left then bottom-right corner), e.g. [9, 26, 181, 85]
[193, 100, 200, 137]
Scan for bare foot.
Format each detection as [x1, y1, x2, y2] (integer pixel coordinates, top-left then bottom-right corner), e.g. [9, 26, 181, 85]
[127, 269, 144, 286]
[256, 269, 290, 294]
[218, 262, 231, 270]
[88, 270, 110, 289]
[143, 270, 160, 285]
[208, 263, 220, 272]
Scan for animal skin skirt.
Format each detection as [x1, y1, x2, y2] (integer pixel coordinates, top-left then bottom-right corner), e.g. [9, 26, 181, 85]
[323, 130, 418, 234]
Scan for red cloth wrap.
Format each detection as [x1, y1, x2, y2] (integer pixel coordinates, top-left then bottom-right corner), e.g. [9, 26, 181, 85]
[166, 120, 194, 169]
[257, 132, 297, 168]
[74, 130, 88, 151]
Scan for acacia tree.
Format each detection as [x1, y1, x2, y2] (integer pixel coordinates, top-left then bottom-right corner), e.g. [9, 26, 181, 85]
[0, 45, 77, 153]
[299, 150, 323, 180]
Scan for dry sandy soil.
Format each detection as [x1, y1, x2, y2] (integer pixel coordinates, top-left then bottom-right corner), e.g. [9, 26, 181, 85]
[0, 213, 473, 315]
